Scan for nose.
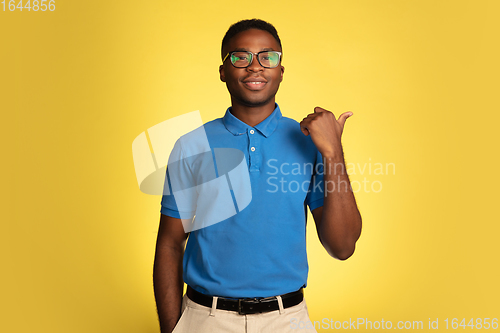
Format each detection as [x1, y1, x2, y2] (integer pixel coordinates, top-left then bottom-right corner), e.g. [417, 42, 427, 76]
[246, 54, 264, 72]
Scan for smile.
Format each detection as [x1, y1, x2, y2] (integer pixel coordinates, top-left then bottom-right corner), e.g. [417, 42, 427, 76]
[243, 81, 267, 90]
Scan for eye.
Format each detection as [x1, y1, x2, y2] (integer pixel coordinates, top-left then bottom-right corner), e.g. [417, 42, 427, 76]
[230, 52, 252, 66]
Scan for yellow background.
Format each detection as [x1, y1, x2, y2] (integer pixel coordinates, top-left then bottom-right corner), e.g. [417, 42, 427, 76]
[1, 0, 499, 332]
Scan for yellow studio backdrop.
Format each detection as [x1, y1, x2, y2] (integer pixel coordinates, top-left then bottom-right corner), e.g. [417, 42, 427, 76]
[1, 0, 499, 332]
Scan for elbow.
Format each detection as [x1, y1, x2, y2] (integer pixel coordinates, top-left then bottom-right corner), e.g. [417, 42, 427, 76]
[331, 245, 356, 261]
[320, 217, 362, 261]
[323, 241, 357, 261]
[334, 249, 354, 261]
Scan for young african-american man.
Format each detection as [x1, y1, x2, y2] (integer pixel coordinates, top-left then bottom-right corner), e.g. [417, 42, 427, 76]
[153, 18, 362, 333]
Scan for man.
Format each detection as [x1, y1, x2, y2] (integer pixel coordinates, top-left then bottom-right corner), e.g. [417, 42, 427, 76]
[153, 19, 362, 333]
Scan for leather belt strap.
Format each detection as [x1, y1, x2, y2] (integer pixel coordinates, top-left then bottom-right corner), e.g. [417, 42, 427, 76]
[186, 286, 304, 315]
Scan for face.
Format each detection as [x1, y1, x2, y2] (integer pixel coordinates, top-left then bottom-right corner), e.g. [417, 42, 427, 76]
[219, 29, 284, 108]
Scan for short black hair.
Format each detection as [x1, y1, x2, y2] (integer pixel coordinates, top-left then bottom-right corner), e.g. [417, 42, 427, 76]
[221, 19, 282, 58]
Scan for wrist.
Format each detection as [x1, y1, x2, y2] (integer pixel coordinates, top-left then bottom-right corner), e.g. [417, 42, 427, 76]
[321, 151, 344, 162]
[321, 153, 348, 178]
[319, 142, 343, 160]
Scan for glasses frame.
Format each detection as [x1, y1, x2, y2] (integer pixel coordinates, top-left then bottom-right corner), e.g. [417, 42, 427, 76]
[222, 50, 282, 69]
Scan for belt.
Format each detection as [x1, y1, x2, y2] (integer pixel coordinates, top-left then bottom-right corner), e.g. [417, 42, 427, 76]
[186, 286, 304, 315]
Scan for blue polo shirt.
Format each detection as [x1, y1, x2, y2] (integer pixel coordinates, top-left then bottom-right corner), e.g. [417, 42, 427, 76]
[161, 104, 324, 298]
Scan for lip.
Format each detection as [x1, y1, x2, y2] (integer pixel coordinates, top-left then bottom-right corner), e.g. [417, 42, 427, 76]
[242, 76, 267, 83]
[242, 77, 268, 90]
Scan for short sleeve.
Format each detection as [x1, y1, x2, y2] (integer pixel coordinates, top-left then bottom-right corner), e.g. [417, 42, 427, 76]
[305, 150, 324, 212]
[160, 139, 197, 219]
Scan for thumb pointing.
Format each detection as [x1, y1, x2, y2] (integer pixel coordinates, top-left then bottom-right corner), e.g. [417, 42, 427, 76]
[338, 112, 353, 129]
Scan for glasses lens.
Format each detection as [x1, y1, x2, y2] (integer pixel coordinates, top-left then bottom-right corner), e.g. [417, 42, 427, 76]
[258, 52, 280, 68]
[230, 52, 252, 67]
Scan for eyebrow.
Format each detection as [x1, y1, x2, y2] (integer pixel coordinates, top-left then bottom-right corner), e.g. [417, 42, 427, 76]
[232, 47, 277, 52]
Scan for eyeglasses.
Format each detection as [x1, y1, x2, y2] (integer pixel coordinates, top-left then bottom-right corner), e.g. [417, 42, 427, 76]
[222, 51, 282, 68]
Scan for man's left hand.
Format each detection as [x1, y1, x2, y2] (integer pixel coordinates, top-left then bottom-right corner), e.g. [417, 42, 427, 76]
[299, 107, 353, 158]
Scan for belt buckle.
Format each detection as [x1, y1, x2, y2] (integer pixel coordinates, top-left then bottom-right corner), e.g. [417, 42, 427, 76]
[238, 298, 260, 315]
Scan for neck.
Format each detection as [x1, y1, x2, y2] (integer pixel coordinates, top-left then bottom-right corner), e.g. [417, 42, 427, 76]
[229, 99, 276, 127]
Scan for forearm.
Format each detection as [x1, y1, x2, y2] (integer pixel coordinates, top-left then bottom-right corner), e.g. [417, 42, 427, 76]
[319, 154, 362, 259]
[153, 245, 184, 333]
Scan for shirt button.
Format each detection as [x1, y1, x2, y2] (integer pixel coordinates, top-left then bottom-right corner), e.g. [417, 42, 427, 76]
[250, 147, 256, 152]
[250, 129, 255, 134]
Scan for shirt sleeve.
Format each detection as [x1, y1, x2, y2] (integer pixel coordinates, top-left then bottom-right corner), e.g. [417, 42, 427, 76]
[160, 139, 197, 219]
[305, 150, 324, 212]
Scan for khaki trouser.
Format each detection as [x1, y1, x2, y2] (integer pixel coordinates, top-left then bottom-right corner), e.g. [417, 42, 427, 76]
[171, 293, 318, 333]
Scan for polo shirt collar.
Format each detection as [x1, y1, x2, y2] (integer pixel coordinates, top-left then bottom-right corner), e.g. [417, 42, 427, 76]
[222, 104, 282, 138]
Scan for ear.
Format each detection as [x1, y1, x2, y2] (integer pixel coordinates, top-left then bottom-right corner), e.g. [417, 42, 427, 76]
[219, 65, 226, 82]
[280, 65, 285, 82]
